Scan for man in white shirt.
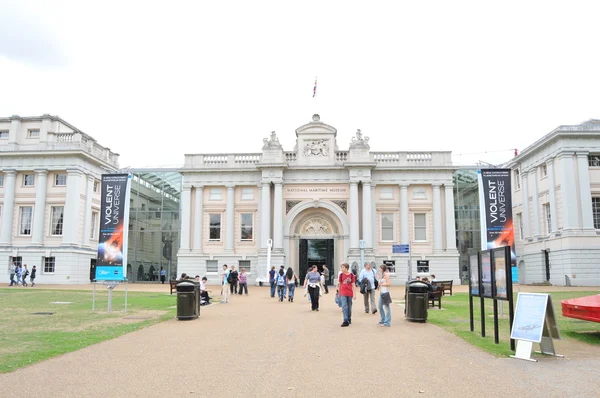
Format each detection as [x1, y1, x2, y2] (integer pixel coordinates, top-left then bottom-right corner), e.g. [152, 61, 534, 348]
[358, 262, 378, 314]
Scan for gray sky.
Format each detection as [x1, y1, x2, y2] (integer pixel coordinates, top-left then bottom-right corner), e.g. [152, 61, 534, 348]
[1, 0, 599, 168]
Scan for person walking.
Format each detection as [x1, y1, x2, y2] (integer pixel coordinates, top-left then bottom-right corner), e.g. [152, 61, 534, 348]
[229, 265, 239, 295]
[338, 263, 356, 327]
[377, 264, 392, 327]
[358, 262, 378, 314]
[269, 266, 276, 298]
[160, 267, 166, 284]
[238, 267, 248, 295]
[21, 265, 29, 287]
[9, 263, 16, 286]
[16, 264, 22, 286]
[30, 265, 37, 287]
[275, 268, 286, 302]
[221, 264, 230, 304]
[304, 265, 323, 311]
[286, 267, 298, 302]
[322, 265, 330, 294]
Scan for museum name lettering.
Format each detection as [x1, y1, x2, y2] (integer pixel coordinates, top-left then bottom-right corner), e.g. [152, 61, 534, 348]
[286, 188, 347, 193]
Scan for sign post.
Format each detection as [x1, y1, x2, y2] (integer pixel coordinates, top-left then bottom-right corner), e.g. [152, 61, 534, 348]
[392, 244, 410, 280]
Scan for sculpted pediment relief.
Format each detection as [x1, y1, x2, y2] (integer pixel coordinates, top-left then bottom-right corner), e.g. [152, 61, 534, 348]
[300, 217, 332, 235]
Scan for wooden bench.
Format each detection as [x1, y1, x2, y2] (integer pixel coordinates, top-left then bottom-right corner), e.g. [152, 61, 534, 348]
[169, 280, 178, 295]
[428, 287, 443, 309]
[432, 280, 453, 296]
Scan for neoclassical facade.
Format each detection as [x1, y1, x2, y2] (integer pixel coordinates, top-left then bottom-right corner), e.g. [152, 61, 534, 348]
[178, 115, 459, 285]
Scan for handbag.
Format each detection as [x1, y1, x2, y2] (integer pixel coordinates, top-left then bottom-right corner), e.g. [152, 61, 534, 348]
[381, 292, 392, 305]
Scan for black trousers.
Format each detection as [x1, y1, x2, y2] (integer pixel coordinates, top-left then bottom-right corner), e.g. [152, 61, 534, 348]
[323, 281, 329, 294]
[230, 282, 238, 294]
[238, 283, 248, 294]
[308, 286, 320, 310]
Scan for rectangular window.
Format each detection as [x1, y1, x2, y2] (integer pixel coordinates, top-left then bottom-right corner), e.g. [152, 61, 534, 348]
[380, 187, 394, 200]
[239, 260, 251, 273]
[91, 211, 98, 239]
[23, 174, 35, 186]
[241, 188, 254, 200]
[28, 129, 40, 138]
[209, 214, 221, 240]
[93, 180, 100, 193]
[514, 170, 521, 190]
[44, 257, 56, 273]
[516, 213, 523, 240]
[19, 206, 33, 235]
[206, 260, 218, 273]
[593, 197, 600, 229]
[543, 203, 552, 234]
[209, 188, 222, 201]
[10, 256, 23, 268]
[0, 174, 4, 187]
[414, 213, 427, 241]
[541, 164, 548, 178]
[381, 213, 394, 241]
[0, 131, 8, 139]
[55, 174, 67, 186]
[588, 155, 600, 167]
[51, 206, 64, 235]
[240, 213, 253, 240]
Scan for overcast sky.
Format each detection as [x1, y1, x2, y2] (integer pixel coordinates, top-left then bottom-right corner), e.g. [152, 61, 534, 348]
[1, 0, 599, 168]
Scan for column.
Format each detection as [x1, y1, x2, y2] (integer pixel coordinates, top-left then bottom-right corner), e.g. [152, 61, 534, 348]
[62, 169, 82, 244]
[260, 182, 271, 248]
[530, 169, 540, 236]
[371, 184, 377, 249]
[180, 186, 192, 250]
[432, 183, 443, 251]
[521, 172, 531, 238]
[225, 185, 235, 251]
[559, 153, 579, 230]
[576, 153, 594, 229]
[399, 183, 409, 244]
[545, 160, 558, 232]
[31, 169, 48, 245]
[444, 183, 457, 250]
[0, 170, 17, 244]
[193, 185, 204, 251]
[82, 175, 94, 245]
[349, 182, 359, 248]
[273, 182, 283, 249]
[361, 181, 372, 248]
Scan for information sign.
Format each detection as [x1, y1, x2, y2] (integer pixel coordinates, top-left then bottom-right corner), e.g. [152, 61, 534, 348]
[469, 253, 480, 296]
[392, 244, 410, 254]
[492, 247, 508, 300]
[481, 251, 492, 298]
[510, 293, 548, 343]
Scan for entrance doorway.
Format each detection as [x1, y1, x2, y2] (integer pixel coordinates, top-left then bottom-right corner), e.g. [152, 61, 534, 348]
[299, 239, 334, 285]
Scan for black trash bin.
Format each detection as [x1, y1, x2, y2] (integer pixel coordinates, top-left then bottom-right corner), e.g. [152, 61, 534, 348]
[406, 281, 429, 322]
[177, 280, 200, 320]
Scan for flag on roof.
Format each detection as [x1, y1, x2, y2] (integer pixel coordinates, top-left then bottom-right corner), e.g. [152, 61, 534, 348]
[313, 77, 317, 98]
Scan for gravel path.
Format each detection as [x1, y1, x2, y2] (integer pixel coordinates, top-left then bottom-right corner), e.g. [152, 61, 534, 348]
[2, 286, 599, 397]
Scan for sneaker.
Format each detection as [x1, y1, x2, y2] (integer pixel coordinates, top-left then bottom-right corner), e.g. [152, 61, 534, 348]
[377, 321, 383, 325]
[341, 322, 349, 327]
[316, 308, 319, 311]
[365, 310, 369, 314]
[372, 310, 378, 314]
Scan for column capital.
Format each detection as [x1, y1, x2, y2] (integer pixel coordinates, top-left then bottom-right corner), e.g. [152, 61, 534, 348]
[262, 182, 271, 187]
[362, 181, 372, 187]
[398, 182, 409, 188]
[182, 184, 193, 191]
[545, 158, 555, 166]
[431, 182, 442, 188]
[274, 181, 283, 187]
[3, 169, 17, 176]
[443, 183, 454, 189]
[349, 181, 358, 186]
[556, 151, 575, 159]
[576, 151, 590, 158]
[34, 169, 48, 175]
[225, 184, 235, 190]
[194, 184, 204, 189]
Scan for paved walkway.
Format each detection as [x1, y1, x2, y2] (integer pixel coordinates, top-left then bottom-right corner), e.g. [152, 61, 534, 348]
[2, 285, 599, 397]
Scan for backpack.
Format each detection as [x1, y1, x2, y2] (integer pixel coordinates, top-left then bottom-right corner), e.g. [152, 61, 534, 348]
[277, 274, 286, 286]
[373, 270, 379, 290]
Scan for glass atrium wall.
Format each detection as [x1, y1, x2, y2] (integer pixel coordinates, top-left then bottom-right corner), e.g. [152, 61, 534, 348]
[453, 169, 481, 283]
[126, 170, 182, 282]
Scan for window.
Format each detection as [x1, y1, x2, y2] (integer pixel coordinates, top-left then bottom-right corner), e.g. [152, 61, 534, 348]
[0, 131, 8, 139]
[44, 257, 56, 273]
[589, 155, 600, 167]
[93, 180, 100, 193]
[516, 213, 523, 240]
[414, 213, 427, 241]
[28, 129, 40, 138]
[241, 188, 254, 200]
[55, 174, 67, 186]
[381, 213, 394, 241]
[51, 206, 64, 235]
[23, 174, 35, 186]
[543, 203, 552, 234]
[209, 214, 221, 240]
[413, 187, 426, 199]
[19, 206, 33, 235]
[541, 164, 547, 178]
[206, 260, 218, 273]
[209, 188, 223, 200]
[514, 169, 521, 190]
[241, 213, 253, 240]
[10, 256, 23, 268]
[593, 198, 600, 229]
[0, 174, 4, 187]
[380, 187, 394, 200]
[239, 260, 251, 272]
[91, 211, 98, 239]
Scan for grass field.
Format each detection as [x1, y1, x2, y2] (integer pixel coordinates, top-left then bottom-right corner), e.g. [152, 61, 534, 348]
[0, 288, 176, 373]
[427, 291, 600, 357]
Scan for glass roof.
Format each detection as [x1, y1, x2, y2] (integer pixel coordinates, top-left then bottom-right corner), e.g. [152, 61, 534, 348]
[130, 169, 182, 200]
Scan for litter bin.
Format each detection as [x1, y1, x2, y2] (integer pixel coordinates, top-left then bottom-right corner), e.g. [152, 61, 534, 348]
[406, 281, 429, 322]
[177, 280, 200, 320]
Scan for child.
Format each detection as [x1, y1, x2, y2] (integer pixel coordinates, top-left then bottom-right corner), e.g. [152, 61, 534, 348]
[30, 265, 37, 287]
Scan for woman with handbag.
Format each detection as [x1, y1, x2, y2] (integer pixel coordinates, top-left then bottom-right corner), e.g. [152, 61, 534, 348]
[377, 264, 392, 327]
[286, 267, 298, 302]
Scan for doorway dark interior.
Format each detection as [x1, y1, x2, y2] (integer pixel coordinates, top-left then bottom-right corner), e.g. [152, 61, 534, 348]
[299, 239, 334, 285]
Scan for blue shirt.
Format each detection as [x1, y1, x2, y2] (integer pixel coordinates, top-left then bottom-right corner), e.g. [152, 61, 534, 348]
[358, 268, 377, 290]
[222, 270, 230, 285]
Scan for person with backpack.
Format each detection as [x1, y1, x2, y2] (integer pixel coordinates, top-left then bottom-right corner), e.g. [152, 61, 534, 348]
[21, 264, 30, 287]
[358, 262, 378, 314]
[275, 268, 286, 302]
[285, 267, 298, 302]
[221, 264, 230, 304]
[228, 265, 239, 295]
[30, 265, 37, 287]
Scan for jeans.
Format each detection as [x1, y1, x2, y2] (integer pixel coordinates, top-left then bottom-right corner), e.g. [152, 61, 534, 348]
[9, 274, 16, 286]
[221, 284, 229, 302]
[270, 281, 276, 297]
[287, 283, 295, 300]
[363, 289, 376, 312]
[277, 285, 285, 301]
[340, 295, 353, 323]
[238, 283, 248, 295]
[308, 286, 320, 310]
[323, 281, 329, 294]
[30, 277, 35, 286]
[378, 293, 391, 326]
[22, 276, 27, 287]
[230, 281, 238, 294]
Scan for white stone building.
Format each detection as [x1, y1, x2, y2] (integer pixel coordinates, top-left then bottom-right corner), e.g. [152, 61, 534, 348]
[178, 115, 459, 285]
[507, 119, 600, 286]
[0, 115, 119, 283]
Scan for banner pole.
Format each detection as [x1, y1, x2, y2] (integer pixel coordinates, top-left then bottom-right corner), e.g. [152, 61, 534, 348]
[92, 282, 96, 312]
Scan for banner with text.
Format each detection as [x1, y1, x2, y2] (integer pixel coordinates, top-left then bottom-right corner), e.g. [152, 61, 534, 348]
[478, 169, 517, 270]
[96, 174, 131, 281]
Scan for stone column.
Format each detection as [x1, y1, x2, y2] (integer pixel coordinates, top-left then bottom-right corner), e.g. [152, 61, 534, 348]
[361, 181, 372, 248]
[180, 186, 192, 250]
[273, 182, 283, 249]
[260, 182, 271, 248]
[225, 185, 235, 251]
[530, 169, 540, 236]
[432, 183, 443, 251]
[349, 182, 359, 248]
[193, 185, 204, 251]
[31, 169, 48, 245]
[399, 183, 409, 244]
[576, 153, 594, 229]
[82, 175, 95, 245]
[0, 170, 17, 244]
[559, 153, 579, 230]
[62, 169, 82, 245]
[444, 183, 457, 250]
[545, 160, 558, 232]
[521, 171, 531, 238]
[371, 184, 377, 249]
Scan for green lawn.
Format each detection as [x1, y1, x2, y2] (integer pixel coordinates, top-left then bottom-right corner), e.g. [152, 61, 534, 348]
[0, 288, 176, 373]
[427, 291, 600, 357]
